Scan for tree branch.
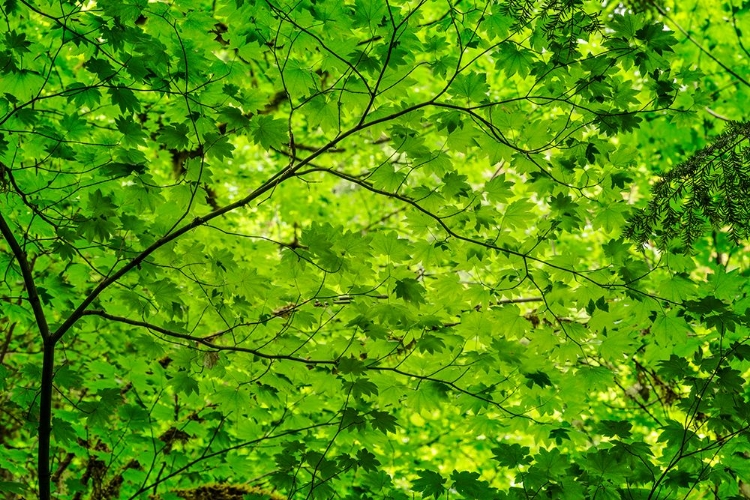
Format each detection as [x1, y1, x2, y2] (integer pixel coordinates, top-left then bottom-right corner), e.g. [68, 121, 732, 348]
[0, 213, 57, 500]
[0, 213, 50, 341]
[51, 100, 435, 344]
[82, 310, 337, 366]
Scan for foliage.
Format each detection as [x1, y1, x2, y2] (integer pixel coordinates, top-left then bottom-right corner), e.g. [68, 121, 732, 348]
[628, 121, 750, 249]
[1, 0, 750, 499]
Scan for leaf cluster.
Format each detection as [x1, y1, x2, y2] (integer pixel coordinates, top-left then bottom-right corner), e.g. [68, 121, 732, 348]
[627, 121, 750, 249]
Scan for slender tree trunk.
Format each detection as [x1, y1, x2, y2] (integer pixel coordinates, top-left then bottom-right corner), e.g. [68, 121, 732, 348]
[0, 214, 56, 499]
[38, 339, 55, 500]
[0, 214, 54, 499]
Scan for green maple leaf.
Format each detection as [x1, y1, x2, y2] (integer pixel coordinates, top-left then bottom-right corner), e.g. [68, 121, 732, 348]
[709, 268, 745, 301]
[345, 378, 378, 398]
[595, 112, 642, 136]
[204, 132, 235, 160]
[79, 216, 116, 242]
[491, 443, 532, 467]
[658, 274, 697, 302]
[412, 469, 446, 499]
[341, 408, 367, 431]
[441, 171, 472, 198]
[370, 163, 407, 192]
[355, 449, 381, 472]
[446, 123, 480, 152]
[550, 427, 571, 444]
[535, 447, 569, 478]
[80, 388, 122, 427]
[657, 355, 693, 380]
[495, 43, 535, 78]
[524, 371, 552, 388]
[83, 57, 116, 81]
[4, 30, 31, 54]
[353, 0, 387, 29]
[636, 23, 677, 55]
[717, 367, 744, 392]
[215, 386, 254, 415]
[338, 356, 366, 375]
[0, 69, 44, 101]
[594, 203, 628, 232]
[52, 365, 83, 389]
[416, 334, 446, 354]
[51, 418, 78, 445]
[65, 83, 102, 108]
[583, 449, 629, 479]
[305, 94, 339, 132]
[108, 86, 141, 114]
[146, 280, 184, 313]
[501, 200, 535, 229]
[99, 161, 146, 177]
[250, 115, 288, 150]
[420, 150, 452, 176]
[652, 311, 690, 347]
[608, 12, 646, 38]
[450, 470, 494, 498]
[170, 371, 200, 396]
[284, 59, 316, 97]
[115, 116, 147, 147]
[611, 78, 641, 108]
[217, 106, 250, 129]
[599, 329, 636, 361]
[370, 231, 412, 261]
[596, 420, 633, 438]
[369, 410, 397, 434]
[449, 72, 489, 102]
[393, 278, 426, 304]
[99, 0, 147, 22]
[431, 53, 458, 78]
[484, 175, 513, 203]
[482, 8, 514, 40]
[158, 123, 191, 150]
[231, 268, 269, 300]
[658, 420, 697, 451]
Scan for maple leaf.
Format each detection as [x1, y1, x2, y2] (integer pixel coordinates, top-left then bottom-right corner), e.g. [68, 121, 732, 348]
[501, 200, 535, 229]
[204, 132, 235, 160]
[449, 72, 489, 102]
[636, 23, 677, 55]
[412, 469, 446, 499]
[4, 30, 31, 54]
[355, 449, 381, 472]
[494, 43, 535, 78]
[345, 378, 378, 399]
[158, 123, 191, 150]
[491, 443, 532, 467]
[393, 278, 426, 304]
[337, 356, 366, 375]
[450, 470, 495, 497]
[369, 410, 398, 434]
[249, 115, 288, 149]
[170, 370, 200, 396]
[4, 2, 748, 499]
[108, 86, 141, 114]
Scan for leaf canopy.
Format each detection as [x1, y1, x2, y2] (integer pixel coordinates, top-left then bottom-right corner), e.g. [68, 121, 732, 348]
[1, 0, 750, 499]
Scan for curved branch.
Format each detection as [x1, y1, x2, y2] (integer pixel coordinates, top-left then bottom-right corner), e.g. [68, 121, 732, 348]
[0, 213, 50, 341]
[655, 4, 750, 90]
[84, 309, 542, 422]
[81, 310, 337, 366]
[50, 100, 435, 344]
